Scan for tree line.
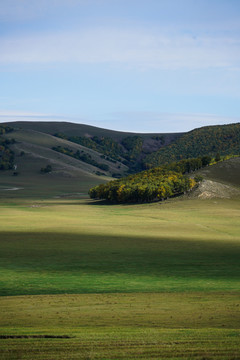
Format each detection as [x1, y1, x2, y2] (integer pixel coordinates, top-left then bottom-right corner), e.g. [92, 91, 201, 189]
[54, 133, 144, 170]
[143, 123, 240, 168]
[0, 126, 15, 170]
[52, 146, 109, 171]
[88, 155, 213, 203]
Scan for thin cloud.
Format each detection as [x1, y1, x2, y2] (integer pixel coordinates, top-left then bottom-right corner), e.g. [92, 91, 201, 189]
[0, 0, 87, 22]
[103, 111, 240, 132]
[1, 27, 239, 70]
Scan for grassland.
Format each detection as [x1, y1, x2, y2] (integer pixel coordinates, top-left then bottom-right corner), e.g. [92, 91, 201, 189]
[0, 194, 240, 359]
[1, 293, 239, 359]
[1, 122, 240, 358]
[0, 198, 240, 295]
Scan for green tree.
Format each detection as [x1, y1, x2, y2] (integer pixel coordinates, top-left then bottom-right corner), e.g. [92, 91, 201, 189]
[215, 153, 221, 162]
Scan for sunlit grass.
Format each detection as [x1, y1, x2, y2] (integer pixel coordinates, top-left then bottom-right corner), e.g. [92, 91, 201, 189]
[0, 293, 240, 359]
[0, 198, 240, 296]
[0, 197, 239, 359]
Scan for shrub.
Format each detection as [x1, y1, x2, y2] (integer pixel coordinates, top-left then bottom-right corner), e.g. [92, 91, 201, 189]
[194, 175, 204, 182]
[40, 165, 52, 173]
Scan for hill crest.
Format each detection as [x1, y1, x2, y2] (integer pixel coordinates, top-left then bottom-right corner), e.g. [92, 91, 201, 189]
[1, 121, 240, 198]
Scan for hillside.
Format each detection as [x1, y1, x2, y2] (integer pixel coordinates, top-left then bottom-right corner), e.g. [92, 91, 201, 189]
[5, 121, 240, 173]
[143, 122, 240, 167]
[195, 156, 240, 187]
[3, 121, 183, 172]
[1, 121, 240, 199]
[0, 128, 119, 198]
[4, 121, 182, 142]
[4, 128, 127, 175]
[89, 155, 240, 203]
[0, 125, 15, 170]
[1, 123, 240, 360]
[1, 121, 179, 198]
[183, 156, 240, 200]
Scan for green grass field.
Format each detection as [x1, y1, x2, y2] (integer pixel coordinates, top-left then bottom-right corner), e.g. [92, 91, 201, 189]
[0, 195, 240, 359]
[1, 293, 239, 359]
[0, 198, 240, 295]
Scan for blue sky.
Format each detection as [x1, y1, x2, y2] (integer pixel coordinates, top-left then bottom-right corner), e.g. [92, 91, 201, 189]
[1, 0, 240, 132]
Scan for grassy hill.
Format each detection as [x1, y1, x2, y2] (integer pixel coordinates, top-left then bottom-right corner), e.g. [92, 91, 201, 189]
[4, 128, 127, 175]
[4, 120, 182, 142]
[0, 128, 120, 198]
[1, 121, 240, 200]
[196, 156, 240, 187]
[0, 122, 240, 359]
[3, 121, 183, 172]
[143, 122, 240, 167]
[4, 121, 240, 173]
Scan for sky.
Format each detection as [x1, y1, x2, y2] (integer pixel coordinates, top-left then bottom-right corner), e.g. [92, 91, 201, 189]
[1, 0, 240, 133]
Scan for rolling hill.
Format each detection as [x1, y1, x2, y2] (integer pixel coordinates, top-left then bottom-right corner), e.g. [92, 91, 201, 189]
[3, 121, 183, 172]
[143, 122, 240, 167]
[1, 120, 240, 199]
[196, 156, 240, 187]
[4, 120, 182, 142]
[0, 128, 116, 198]
[1, 121, 240, 360]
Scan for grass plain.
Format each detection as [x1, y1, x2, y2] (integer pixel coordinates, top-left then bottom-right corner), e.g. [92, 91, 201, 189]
[0, 193, 240, 359]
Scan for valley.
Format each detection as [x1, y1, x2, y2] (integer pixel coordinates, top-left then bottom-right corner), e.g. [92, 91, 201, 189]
[0, 121, 240, 359]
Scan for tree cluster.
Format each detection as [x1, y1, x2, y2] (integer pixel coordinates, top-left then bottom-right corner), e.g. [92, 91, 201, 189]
[52, 146, 109, 172]
[40, 165, 52, 173]
[121, 136, 143, 162]
[88, 155, 213, 203]
[53, 123, 240, 174]
[0, 126, 15, 170]
[54, 133, 144, 169]
[0, 126, 14, 135]
[89, 166, 197, 204]
[54, 133, 124, 162]
[143, 123, 240, 168]
[151, 135, 165, 144]
[163, 156, 211, 173]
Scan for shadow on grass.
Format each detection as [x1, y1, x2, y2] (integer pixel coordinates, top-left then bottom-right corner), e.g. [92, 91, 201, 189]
[85, 193, 185, 206]
[83, 199, 114, 206]
[0, 230, 239, 296]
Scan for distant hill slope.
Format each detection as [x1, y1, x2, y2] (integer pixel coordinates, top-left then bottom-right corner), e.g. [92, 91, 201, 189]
[0, 126, 15, 170]
[188, 157, 240, 200]
[4, 128, 127, 176]
[1, 121, 240, 199]
[143, 123, 240, 168]
[192, 179, 240, 199]
[3, 121, 183, 172]
[0, 127, 118, 198]
[4, 121, 182, 142]
[88, 155, 240, 203]
[196, 156, 240, 187]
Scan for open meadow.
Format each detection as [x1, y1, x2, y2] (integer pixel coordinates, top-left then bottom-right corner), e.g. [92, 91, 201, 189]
[0, 190, 240, 359]
[2, 0, 240, 356]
